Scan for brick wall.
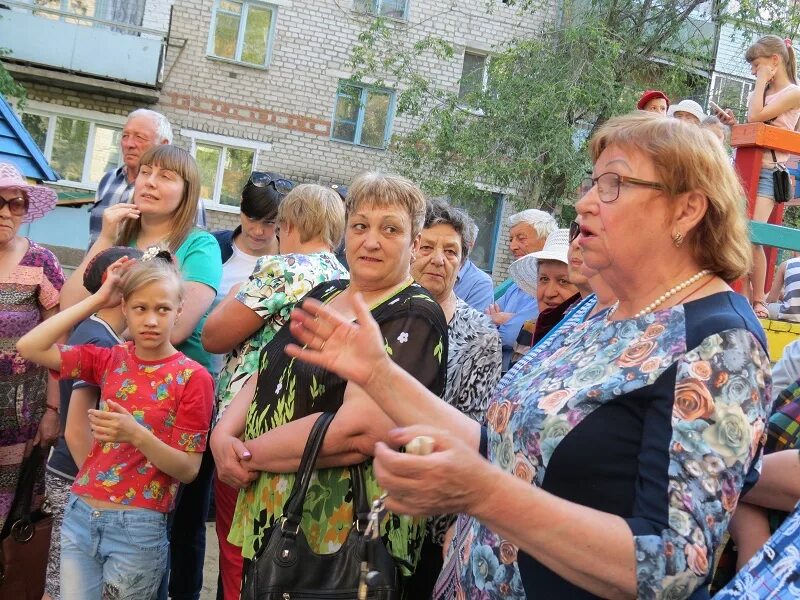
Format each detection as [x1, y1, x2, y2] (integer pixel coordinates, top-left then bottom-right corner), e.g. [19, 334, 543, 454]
[491, 198, 516, 284]
[156, 0, 558, 263]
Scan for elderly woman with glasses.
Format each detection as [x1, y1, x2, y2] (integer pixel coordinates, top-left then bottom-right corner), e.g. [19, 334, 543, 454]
[0, 164, 63, 539]
[283, 113, 772, 600]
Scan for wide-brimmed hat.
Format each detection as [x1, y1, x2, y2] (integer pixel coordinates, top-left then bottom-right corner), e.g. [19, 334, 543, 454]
[0, 163, 58, 223]
[509, 228, 570, 297]
[667, 99, 706, 123]
[637, 90, 670, 110]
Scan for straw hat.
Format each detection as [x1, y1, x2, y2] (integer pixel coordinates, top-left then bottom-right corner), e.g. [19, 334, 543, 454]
[0, 163, 57, 223]
[509, 228, 570, 297]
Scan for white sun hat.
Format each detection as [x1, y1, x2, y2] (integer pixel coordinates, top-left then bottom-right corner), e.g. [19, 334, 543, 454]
[509, 228, 570, 297]
[667, 99, 706, 123]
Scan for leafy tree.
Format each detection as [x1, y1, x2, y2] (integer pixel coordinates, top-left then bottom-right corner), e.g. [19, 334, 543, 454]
[0, 12, 27, 108]
[347, 0, 800, 217]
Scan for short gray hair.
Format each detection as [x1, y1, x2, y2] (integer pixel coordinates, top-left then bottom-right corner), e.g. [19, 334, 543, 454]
[508, 209, 557, 240]
[127, 109, 173, 144]
[424, 198, 474, 264]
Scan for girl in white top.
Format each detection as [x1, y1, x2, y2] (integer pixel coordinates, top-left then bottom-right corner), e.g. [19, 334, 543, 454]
[745, 35, 800, 318]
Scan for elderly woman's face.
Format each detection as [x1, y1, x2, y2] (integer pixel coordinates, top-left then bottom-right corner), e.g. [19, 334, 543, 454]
[536, 260, 577, 311]
[567, 238, 590, 289]
[0, 188, 27, 245]
[575, 144, 670, 276]
[411, 223, 462, 303]
[345, 202, 417, 290]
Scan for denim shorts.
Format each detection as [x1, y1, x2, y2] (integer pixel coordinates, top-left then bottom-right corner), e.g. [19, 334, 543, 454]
[60, 494, 168, 600]
[757, 167, 775, 198]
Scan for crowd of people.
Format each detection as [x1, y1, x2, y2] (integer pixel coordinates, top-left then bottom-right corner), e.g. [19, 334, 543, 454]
[1, 32, 800, 600]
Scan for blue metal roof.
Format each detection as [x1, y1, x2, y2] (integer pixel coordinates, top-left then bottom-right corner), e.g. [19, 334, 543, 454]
[0, 93, 58, 182]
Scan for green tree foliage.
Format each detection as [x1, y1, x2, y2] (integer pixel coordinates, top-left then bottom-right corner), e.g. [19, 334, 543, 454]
[347, 0, 799, 216]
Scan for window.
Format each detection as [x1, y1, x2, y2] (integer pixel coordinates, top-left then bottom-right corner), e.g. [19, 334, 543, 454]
[710, 74, 753, 119]
[195, 143, 256, 207]
[354, 0, 408, 19]
[23, 0, 145, 29]
[451, 193, 503, 272]
[208, 0, 277, 67]
[21, 110, 123, 186]
[331, 82, 395, 149]
[458, 51, 489, 100]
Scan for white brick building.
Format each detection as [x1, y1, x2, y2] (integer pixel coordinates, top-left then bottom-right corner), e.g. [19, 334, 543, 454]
[2, 0, 557, 280]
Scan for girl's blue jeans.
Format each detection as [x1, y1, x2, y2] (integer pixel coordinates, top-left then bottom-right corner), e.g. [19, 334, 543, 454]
[60, 494, 168, 600]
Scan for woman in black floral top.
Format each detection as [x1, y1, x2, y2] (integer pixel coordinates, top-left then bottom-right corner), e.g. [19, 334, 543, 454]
[215, 172, 448, 584]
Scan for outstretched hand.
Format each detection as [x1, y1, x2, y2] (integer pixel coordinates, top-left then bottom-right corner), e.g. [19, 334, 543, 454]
[285, 293, 391, 388]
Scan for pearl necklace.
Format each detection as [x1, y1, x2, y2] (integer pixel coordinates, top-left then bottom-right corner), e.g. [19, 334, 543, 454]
[608, 269, 711, 319]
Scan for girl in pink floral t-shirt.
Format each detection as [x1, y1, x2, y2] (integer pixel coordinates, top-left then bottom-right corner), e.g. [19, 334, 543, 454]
[18, 250, 213, 599]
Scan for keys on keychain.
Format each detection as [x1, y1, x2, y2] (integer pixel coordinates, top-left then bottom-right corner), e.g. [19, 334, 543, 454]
[357, 436, 435, 600]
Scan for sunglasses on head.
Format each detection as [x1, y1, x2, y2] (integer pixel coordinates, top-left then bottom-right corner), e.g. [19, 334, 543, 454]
[569, 220, 580, 243]
[249, 172, 295, 195]
[0, 196, 28, 217]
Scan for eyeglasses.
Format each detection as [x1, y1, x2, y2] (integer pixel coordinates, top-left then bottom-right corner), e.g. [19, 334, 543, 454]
[249, 172, 295, 195]
[569, 220, 580, 243]
[0, 196, 28, 217]
[580, 172, 665, 203]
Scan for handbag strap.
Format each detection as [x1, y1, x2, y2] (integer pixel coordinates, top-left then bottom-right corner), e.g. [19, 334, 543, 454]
[762, 86, 781, 163]
[282, 412, 336, 526]
[0, 446, 43, 541]
[349, 463, 371, 531]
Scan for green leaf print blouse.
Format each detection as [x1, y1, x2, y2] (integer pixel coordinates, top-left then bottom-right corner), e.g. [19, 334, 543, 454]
[228, 280, 448, 575]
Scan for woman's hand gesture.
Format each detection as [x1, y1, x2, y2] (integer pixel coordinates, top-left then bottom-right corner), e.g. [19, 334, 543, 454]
[285, 293, 391, 389]
[94, 257, 134, 309]
[99, 202, 140, 243]
[88, 400, 143, 445]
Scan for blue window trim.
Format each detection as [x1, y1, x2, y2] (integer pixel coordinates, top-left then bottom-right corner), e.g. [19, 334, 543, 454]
[207, 0, 278, 68]
[330, 82, 396, 150]
[356, 0, 410, 20]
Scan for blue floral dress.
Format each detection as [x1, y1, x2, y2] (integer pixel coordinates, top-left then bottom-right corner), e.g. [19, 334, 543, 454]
[435, 292, 771, 600]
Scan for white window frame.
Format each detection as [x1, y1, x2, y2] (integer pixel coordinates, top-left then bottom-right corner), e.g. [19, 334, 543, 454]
[330, 82, 396, 149]
[354, 0, 409, 20]
[709, 73, 754, 111]
[183, 129, 272, 213]
[206, 0, 279, 69]
[18, 101, 126, 190]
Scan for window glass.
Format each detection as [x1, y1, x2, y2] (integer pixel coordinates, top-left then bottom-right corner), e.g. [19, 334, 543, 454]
[196, 144, 222, 201]
[213, 1, 241, 60]
[22, 113, 48, 152]
[241, 5, 272, 65]
[220, 147, 255, 206]
[451, 193, 502, 271]
[380, 0, 407, 17]
[210, 0, 274, 66]
[88, 125, 123, 183]
[361, 90, 391, 148]
[331, 85, 361, 143]
[459, 52, 487, 100]
[51, 116, 90, 182]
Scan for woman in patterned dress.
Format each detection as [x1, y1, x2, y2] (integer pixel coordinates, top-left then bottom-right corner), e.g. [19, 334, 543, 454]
[407, 198, 502, 596]
[214, 172, 449, 590]
[204, 184, 349, 600]
[0, 163, 63, 536]
[284, 113, 773, 600]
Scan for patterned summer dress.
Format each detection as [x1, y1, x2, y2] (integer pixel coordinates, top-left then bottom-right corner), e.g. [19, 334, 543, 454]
[435, 292, 771, 600]
[229, 280, 448, 576]
[0, 240, 64, 533]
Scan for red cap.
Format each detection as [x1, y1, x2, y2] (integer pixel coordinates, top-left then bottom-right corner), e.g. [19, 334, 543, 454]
[637, 90, 670, 110]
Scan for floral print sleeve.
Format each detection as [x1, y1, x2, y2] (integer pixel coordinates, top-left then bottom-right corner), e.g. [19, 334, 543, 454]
[631, 329, 771, 599]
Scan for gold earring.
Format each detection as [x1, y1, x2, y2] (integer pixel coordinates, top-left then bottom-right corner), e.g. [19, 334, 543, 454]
[672, 231, 684, 247]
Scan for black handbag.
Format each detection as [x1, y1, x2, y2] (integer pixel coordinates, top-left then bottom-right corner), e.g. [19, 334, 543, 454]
[771, 149, 792, 203]
[0, 447, 52, 600]
[241, 412, 400, 600]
